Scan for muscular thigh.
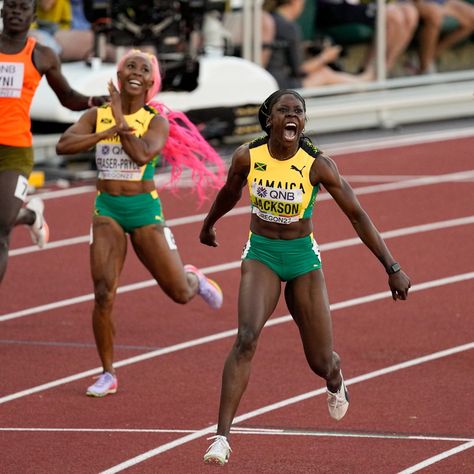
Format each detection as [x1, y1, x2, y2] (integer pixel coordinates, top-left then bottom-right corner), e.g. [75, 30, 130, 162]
[90, 216, 128, 287]
[130, 224, 187, 294]
[284, 269, 333, 347]
[238, 259, 282, 333]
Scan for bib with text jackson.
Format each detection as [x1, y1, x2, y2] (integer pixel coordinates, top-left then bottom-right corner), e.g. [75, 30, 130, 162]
[247, 137, 320, 225]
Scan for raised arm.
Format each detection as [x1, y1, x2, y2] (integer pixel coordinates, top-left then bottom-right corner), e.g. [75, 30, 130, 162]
[312, 153, 411, 300]
[107, 80, 169, 166]
[199, 144, 250, 247]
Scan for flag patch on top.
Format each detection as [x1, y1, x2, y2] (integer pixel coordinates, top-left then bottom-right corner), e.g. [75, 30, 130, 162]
[254, 162, 267, 171]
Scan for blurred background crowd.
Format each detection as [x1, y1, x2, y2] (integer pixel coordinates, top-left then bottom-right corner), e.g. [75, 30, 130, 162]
[10, 0, 474, 91]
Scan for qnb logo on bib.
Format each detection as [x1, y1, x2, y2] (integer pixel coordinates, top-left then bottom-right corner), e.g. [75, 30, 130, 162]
[0, 62, 24, 98]
[251, 183, 303, 224]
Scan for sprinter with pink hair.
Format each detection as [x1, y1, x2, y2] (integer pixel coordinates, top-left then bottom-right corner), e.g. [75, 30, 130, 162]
[56, 49, 225, 397]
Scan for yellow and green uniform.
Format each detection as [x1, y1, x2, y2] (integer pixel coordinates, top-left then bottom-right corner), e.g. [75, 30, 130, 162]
[242, 136, 323, 281]
[247, 135, 320, 225]
[95, 104, 158, 181]
[94, 104, 165, 233]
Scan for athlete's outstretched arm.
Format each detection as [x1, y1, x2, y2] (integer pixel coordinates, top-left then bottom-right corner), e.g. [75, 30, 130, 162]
[312, 153, 411, 300]
[200, 145, 250, 247]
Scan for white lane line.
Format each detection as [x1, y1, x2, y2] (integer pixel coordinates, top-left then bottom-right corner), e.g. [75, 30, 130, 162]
[0, 427, 196, 434]
[11, 169, 474, 257]
[398, 441, 474, 473]
[322, 127, 474, 156]
[100, 342, 474, 474]
[232, 427, 474, 443]
[30, 185, 96, 200]
[3, 215, 474, 321]
[1, 271, 473, 405]
[30, 127, 474, 201]
[1, 426, 472, 444]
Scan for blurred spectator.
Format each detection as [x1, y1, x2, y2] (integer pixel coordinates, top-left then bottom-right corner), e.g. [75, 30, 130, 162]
[30, 0, 119, 62]
[263, 0, 369, 88]
[316, 0, 419, 77]
[223, 3, 276, 65]
[29, 0, 71, 55]
[55, 0, 96, 61]
[415, 0, 474, 74]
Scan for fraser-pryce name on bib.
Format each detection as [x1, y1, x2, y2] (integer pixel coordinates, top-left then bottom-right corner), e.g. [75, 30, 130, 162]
[250, 182, 303, 224]
[0, 62, 24, 98]
[96, 143, 143, 181]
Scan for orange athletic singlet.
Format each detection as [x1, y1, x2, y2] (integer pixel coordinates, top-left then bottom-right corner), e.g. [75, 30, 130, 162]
[0, 37, 42, 147]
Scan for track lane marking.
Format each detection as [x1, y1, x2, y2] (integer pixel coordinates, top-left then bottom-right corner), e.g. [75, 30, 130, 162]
[10, 170, 474, 257]
[100, 342, 474, 473]
[26, 127, 474, 201]
[3, 215, 474, 321]
[1, 426, 472, 444]
[398, 441, 474, 473]
[0, 271, 473, 405]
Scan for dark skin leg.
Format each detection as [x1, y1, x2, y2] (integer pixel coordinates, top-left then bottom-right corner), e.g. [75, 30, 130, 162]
[90, 218, 200, 373]
[0, 170, 35, 283]
[284, 269, 342, 392]
[216, 259, 281, 437]
[90, 216, 128, 373]
[130, 224, 198, 303]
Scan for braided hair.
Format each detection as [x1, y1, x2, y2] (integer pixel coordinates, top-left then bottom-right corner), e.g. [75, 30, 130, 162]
[258, 89, 306, 135]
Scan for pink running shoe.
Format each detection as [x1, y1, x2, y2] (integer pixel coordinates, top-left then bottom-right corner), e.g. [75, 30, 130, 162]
[184, 264, 223, 309]
[86, 372, 118, 397]
[26, 197, 49, 248]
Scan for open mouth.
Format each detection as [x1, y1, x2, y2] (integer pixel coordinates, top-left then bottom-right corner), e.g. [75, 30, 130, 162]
[128, 79, 142, 88]
[283, 122, 297, 141]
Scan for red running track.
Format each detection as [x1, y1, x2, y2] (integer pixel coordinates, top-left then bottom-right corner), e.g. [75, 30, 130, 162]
[0, 135, 473, 473]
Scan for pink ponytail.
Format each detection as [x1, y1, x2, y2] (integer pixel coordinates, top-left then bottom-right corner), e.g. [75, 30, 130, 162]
[149, 100, 226, 203]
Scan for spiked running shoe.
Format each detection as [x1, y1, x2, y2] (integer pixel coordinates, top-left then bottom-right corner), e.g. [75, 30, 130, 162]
[86, 372, 118, 397]
[203, 435, 231, 465]
[184, 264, 223, 309]
[26, 197, 49, 249]
[327, 371, 349, 420]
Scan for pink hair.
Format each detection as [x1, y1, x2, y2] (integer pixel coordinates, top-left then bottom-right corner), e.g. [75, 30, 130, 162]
[117, 50, 225, 203]
[116, 49, 161, 102]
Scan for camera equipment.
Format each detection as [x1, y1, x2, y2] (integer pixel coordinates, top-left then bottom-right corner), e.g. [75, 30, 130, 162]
[83, 1, 226, 91]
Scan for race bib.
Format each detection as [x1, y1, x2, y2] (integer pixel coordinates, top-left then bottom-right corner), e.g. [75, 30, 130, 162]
[250, 182, 303, 224]
[14, 175, 29, 202]
[0, 62, 24, 98]
[96, 143, 143, 181]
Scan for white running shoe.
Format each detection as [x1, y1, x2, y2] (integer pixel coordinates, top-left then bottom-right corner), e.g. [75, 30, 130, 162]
[327, 371, 349, 421]
[26, 197, 49, 248]
[203, 435, 231, 465]
[184, 264, 223, 309]
[86, 372, 118, 397]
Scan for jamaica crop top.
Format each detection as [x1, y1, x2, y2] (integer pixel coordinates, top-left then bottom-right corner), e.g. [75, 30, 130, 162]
[247, 136, 321, 225]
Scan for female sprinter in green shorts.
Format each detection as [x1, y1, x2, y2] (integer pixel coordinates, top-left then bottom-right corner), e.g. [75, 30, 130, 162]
[56, 50, 225, 397]
[199, 89, 411, 465]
